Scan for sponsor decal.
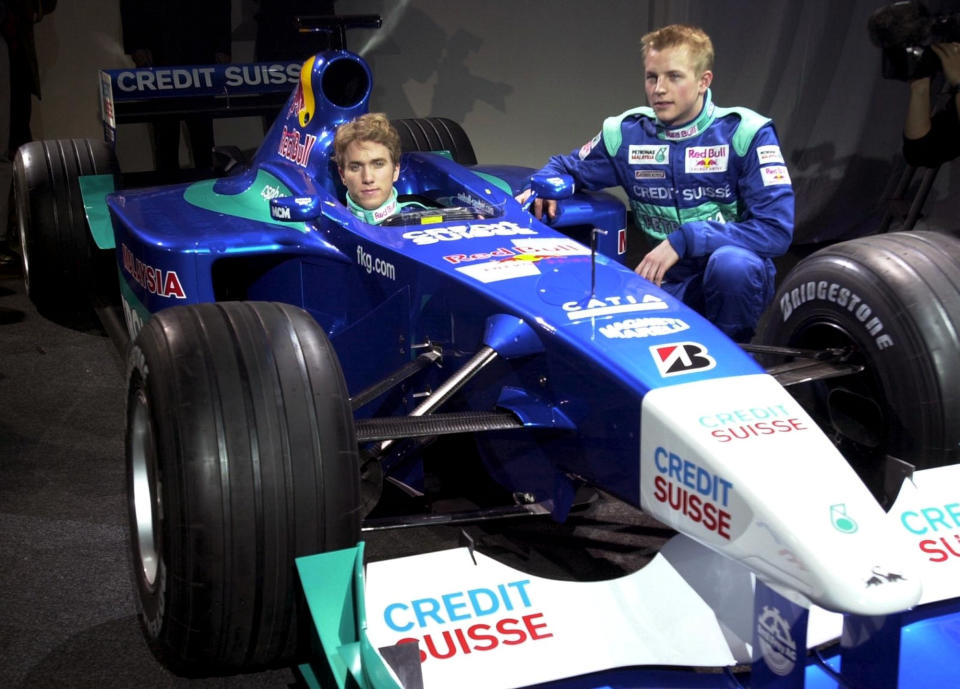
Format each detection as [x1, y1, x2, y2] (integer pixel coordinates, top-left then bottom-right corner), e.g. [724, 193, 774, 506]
[830, 504, 858, 534]
[652, 446, 734, 540]
[277, 126, 317, 167]
[457, 259, 541, 283]
[357, 245, 396, 280]
[116, 67, 217, 92]
[261, 184, 282, 201]
[113, 63, 299, 93]
[760, 165, 791, 186]
[684, 145, 729, 173]
[121, 243, 186, 299]
[635, 169, 666, 179]
[617, 228, 626, 254]
[634, 212, 679, 236]
[757, 144, 784, 165]
[757, 606, 797, 676]
[697, 403, 808, 442]
[779, 280, 894, 350]
[633, 186, 674, 201]
[443, 248, 516, 265]
[121, 294, 145, 341]
[403, 221, 536, 246]
[680, 184, 733, 202]
[223, 63, 300, 87]
[383, 579, 554, 663]
[509, 238, 590, 258]
[287, 84, 305, 119]
[562, 294, 667, 321]
[371, 198, 399, 224]
[650, 341, 715, 376]
[271, 205, 291, 220]
[579, 132, 601, 160]
[598, 316, 689, 340]
[455, 192, 497, 216]
[865, 568, 906, 587]
[629, 145, 669, 165]
[900, 501, 960, 563]
[664, 122, 701, 140]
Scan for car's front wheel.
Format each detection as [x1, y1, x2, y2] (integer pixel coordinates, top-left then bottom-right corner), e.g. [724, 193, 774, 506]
[126, 301, 360, 673]
[758, 231, 960, 493]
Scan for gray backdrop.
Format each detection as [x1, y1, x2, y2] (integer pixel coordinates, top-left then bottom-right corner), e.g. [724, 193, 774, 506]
[27, 0, 958, 243]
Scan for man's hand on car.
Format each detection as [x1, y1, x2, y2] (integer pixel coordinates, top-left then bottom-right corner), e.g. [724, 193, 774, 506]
[634, 239, 680, 287]
[515, 189, 557, 221]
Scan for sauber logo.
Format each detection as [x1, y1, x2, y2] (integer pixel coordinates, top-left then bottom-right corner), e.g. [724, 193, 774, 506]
[650, 341, 716, 376]
[684, 145, 729, 173]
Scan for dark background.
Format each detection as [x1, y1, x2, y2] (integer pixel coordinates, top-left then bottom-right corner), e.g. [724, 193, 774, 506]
[3, 0, 959, 686]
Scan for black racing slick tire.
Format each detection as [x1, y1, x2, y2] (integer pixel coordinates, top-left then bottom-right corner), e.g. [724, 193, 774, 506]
[13, 138, 118, 316]
[758, 231, 960, 474]
[126, 301, 360, 674]
[392, 117, 478, 165]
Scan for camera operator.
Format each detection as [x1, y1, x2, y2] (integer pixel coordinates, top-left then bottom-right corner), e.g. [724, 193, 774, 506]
[903, 44, 960, 166]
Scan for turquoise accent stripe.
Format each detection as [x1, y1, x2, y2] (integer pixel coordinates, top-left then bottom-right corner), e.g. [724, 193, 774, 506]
[79, 174, 117, 250]
[182, 170, 310, 232]
[471, 170, 513, 194]
[296, 543, 401, 689]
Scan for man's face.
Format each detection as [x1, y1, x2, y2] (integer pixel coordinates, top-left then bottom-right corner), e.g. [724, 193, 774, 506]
[339, 140, 399, 210]
[643, 45, 712, 127]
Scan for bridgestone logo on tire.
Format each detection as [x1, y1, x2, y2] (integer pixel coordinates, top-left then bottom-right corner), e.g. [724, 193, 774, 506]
[779, 280, 895, 350]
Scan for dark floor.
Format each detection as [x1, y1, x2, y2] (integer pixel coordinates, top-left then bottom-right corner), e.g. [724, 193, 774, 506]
[0, 259, 675, 688]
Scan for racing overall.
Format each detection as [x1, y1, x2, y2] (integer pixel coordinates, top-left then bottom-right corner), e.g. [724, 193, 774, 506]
[539, 89, 794, 341]
[346, 188, 428, 225]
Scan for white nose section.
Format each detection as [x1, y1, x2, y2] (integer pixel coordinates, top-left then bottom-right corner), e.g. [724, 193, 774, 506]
[639, 373, 922, 616]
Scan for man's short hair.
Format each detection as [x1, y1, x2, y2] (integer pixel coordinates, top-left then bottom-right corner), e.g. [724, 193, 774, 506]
[334, 113, 402, 167]
[641, 24, 714, 76]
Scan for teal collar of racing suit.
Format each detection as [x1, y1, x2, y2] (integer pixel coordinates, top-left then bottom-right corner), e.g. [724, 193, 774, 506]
[655, 89, 716, 141]
[346, 187, 400, 224]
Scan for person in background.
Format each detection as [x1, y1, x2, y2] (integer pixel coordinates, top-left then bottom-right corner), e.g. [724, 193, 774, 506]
[0, 0, 56, 269]
[903, 41, 960, 167]
[119, 0, 231, 173]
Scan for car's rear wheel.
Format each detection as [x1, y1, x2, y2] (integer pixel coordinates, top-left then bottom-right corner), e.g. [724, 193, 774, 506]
[13, 138, 118, 317]
[126, 301, 360, 674]
[392, 117, 477, 165]
[758, 231, 960, 493]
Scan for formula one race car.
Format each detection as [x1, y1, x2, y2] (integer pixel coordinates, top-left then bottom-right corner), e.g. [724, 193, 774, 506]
[12, 17, 960, 689]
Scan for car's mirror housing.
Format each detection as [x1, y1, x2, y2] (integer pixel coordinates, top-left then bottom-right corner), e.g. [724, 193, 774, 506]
[270, 195, 323, 222]
[530, 172, 575, 200]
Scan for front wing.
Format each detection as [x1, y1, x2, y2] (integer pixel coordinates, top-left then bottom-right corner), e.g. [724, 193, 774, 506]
[296, 463, 960, 689]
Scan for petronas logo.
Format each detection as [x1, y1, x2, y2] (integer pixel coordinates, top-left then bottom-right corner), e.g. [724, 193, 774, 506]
[655, 147, 667, 163]
[830, 504, 858, 534]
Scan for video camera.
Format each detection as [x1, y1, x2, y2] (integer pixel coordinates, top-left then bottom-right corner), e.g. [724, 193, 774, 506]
[868, 1, 960, 80]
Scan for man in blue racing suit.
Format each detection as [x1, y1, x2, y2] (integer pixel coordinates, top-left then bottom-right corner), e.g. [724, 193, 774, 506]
[334, 113, 426, 224]
[519, 24, 794, 342]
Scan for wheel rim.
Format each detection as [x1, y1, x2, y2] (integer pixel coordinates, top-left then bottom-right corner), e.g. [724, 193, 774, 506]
[15, 187, 31, 294]
[784, 319, 891, 493]
[129, 388, 160, 588]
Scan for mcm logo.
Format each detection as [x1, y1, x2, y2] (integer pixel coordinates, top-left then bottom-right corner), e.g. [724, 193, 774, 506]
[866, 567, 906, 587]
[649, 342, 716, 377]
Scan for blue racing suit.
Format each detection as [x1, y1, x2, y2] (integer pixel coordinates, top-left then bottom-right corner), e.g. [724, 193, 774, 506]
[346, 187, 427, 224]
[537, 89, 794, 341]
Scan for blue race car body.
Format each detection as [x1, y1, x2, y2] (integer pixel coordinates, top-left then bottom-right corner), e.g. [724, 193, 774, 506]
[65, 46, 960, 689]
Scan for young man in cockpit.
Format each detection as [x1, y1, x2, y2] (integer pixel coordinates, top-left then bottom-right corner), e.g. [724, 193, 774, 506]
[334, 113, 424, 224]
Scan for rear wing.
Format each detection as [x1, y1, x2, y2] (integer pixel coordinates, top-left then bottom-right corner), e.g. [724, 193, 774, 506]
[98, 61, 303, 145]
